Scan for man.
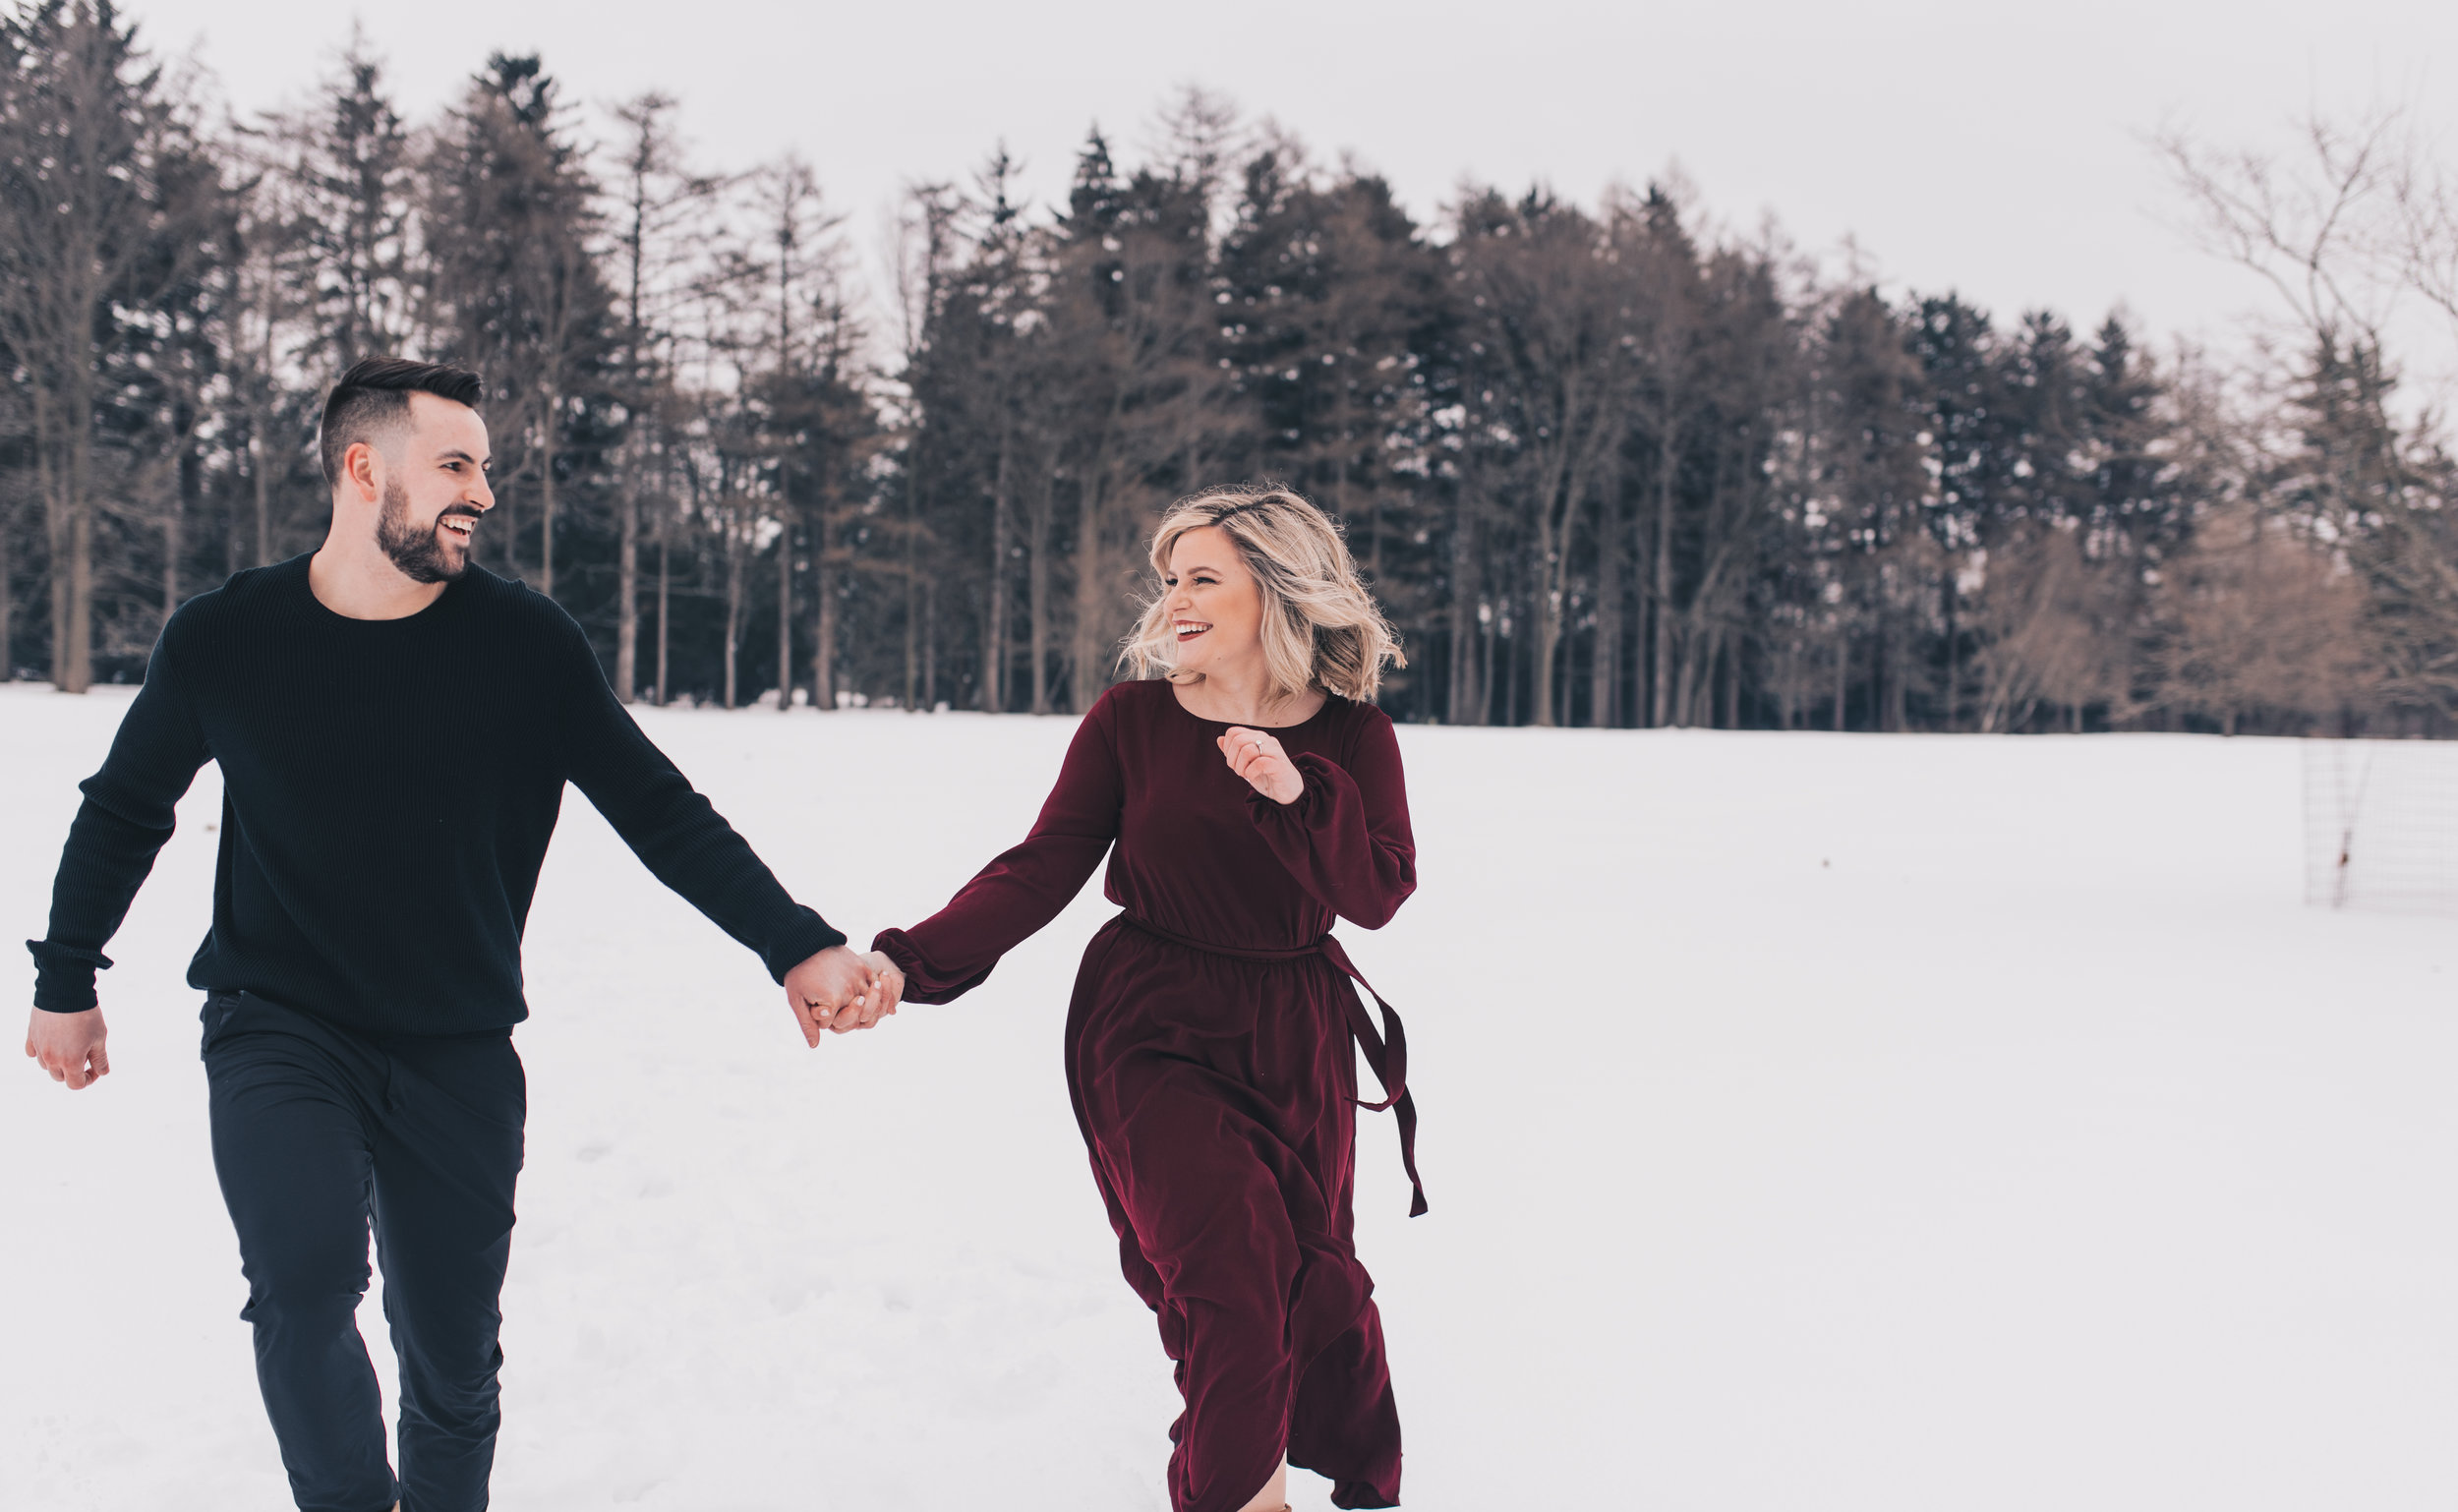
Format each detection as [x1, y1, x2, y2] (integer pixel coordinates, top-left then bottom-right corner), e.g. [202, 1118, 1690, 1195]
[24, 357, 894, 1512]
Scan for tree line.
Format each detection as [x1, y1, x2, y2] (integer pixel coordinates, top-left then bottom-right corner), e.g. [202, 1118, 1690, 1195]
[5, 1, 2455, 732]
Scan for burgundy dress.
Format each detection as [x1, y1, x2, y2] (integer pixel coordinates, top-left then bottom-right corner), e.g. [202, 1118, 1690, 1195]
[874, 677, 1423, 1511]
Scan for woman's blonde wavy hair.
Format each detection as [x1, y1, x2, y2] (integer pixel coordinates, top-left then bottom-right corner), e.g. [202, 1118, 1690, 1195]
[1119, 484, 1405, 703]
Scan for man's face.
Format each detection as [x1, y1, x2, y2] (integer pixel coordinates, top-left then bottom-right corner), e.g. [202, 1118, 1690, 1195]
[370, 392, 494, 584]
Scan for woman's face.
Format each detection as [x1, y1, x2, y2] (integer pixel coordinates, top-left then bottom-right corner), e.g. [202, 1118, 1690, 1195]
[1162, 525, 1264, 678]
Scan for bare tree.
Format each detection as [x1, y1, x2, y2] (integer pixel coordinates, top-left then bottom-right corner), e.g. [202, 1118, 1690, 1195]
[2152, 106, 2406, 352]
[1971, 524, 2122, 732]
[603, 90, 713, 702]
[0, 1, 209, 689]
[1450, 192, 1632, 727]
[2153, 500, 2367, 733]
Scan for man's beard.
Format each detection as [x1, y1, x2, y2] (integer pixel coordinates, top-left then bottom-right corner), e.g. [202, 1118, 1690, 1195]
[376, 477, 469, 584]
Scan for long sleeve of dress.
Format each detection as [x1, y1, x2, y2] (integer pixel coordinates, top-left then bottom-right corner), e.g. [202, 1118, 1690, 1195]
[557, 623, 846, 982]
[873, 694, 1125, 1003]
[28, 630, 213, 1011]
[1244, 713, 1416, 931]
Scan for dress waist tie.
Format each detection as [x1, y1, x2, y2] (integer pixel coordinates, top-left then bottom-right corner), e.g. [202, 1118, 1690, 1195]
[1119, 913, 1426, 1217]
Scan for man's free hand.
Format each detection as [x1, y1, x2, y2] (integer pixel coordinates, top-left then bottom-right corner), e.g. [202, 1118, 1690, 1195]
[782, 945, 892, 1047]
[26, 1007, 110, 1089]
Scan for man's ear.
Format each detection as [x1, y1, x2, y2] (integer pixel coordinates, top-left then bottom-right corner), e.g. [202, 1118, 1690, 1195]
[343, 438, 382, 505]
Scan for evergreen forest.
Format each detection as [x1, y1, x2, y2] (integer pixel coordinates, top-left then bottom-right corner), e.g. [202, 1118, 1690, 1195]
[6, 3, 2457, 734]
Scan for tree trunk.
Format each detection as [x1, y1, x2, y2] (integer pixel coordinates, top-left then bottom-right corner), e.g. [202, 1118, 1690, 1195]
[1885, 623, 1906, 731]
[904, 449, 921, 712]
[47, 472, 69, 688]
[0, 491, 13, 678]
[1448, 490, 1481, 726]
[1532, 516, 1563, 727]
[537, 394, 558, 601]
[1027, 475, 1053, 716]
[1942, 576, 1960, 733]
[723, 510, 745, 710]
[1069, 482, 1108, 714]
[249, 415, 273, 566]
[1672, 625, 1699, 728]
[1478, 606, 1496, 726]
[1590, 493, 1621, 727]
[812, 503, 838, 711]
[162, 497, 181, 623]
[1498, 605, 1518, 726]
[777, 518, 793, 711]
[921, 577, 937, 711]
[54, 366, 96, 693]
[1650, 452, 1673, 727]
[1833, 627, 1847, 732]
[984, 433, 1010, 713]
[616, 480, 639, 703]
[655, 495, 671, 705]
[1719, 639, 1738, 728]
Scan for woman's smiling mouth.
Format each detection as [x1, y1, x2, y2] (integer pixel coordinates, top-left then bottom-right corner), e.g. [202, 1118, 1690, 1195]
[1174, 619, 1211, 642]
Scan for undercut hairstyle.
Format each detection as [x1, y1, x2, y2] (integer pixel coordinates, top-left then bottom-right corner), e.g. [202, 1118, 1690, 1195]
[1121, 484, 1405, 702]
[319, 357, 485, 489]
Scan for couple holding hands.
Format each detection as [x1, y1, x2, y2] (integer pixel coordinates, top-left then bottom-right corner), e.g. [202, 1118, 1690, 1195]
[24, 359, 1423, 1512]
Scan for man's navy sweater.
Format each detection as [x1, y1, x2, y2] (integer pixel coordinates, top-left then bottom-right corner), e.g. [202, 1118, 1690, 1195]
[28, 555, 845, 1035]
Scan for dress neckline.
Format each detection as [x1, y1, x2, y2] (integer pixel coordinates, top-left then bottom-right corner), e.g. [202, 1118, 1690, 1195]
[1164, 680, 1334, 732]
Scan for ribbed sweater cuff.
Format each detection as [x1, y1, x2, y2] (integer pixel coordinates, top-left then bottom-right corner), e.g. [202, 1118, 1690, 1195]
[27, 940, 111, 1013]
[759, 907, 849, 983]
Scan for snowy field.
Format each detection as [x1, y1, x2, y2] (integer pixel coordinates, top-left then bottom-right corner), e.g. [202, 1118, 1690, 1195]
[4, 681, 2453, 1511]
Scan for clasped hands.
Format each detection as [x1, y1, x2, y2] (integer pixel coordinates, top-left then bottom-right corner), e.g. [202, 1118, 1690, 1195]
[782, 945, 907, 1048]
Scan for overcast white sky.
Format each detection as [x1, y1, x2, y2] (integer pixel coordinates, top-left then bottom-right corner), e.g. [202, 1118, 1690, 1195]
[137, 0, 2458, 378]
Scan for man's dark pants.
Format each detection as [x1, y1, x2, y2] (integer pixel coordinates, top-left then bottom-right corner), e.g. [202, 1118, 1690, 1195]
[201, 991, 525, 1512]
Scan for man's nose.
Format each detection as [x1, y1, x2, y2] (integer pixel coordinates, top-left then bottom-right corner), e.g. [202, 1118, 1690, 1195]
[468, 477, 497, 511]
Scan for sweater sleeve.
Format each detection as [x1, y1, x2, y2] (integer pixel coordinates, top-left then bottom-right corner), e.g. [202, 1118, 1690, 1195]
[556, 624, 845, 982]
[28, 630, 213, 1011]
[871, 693, 1124, 1004]
[1244, 708, 1417, 930]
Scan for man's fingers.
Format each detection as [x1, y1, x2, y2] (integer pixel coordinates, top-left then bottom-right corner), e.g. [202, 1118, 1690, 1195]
[789, 996, 826, 1048]
[88, 1045, 108, 1079]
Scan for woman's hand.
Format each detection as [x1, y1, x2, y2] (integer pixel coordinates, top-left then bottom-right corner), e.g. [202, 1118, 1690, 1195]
[1219, 726, 1305, 805]
[859, 952, 907, 1021]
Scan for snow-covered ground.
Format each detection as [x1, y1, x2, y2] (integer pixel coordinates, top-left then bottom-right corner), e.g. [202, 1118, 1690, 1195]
[4, 682, 2452, 1511]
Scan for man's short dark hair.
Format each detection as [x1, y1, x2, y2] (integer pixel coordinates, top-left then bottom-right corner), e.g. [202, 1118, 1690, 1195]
[320, 357, 485, 489]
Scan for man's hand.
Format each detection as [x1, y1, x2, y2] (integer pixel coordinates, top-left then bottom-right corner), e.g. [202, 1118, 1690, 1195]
[27, 1007, 110, 1090]
[782, 945, 887, 1047]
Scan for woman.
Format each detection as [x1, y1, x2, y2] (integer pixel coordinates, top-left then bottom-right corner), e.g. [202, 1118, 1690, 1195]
[870, 485, 1424, 1512]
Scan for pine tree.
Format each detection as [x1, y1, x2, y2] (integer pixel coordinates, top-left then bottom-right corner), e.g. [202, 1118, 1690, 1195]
[0, 0, 207, 689]
[423, 52, 612, 602]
